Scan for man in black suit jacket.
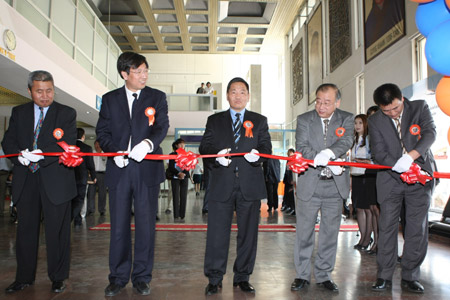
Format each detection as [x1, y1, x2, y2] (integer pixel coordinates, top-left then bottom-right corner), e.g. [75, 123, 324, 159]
[369, 83, 436, 293]
[2, 70, 77, 294]
[200, 77, 272, 295]
[72, 128, 96, 227]
[96, 52, 169, 297]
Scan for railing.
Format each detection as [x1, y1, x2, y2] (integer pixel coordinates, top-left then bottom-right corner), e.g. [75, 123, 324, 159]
[166, 94, 218, 111]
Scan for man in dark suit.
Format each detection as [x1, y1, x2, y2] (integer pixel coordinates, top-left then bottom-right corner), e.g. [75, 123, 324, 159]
[72, 128, 96, 227]
[96, 52, 169, 297]
[2, 70, 77, 294]
[264, 156, 280, 212]
[291, 83, 354, 292]
[200, 77, 272, 295]
[369, 83, 436, 293]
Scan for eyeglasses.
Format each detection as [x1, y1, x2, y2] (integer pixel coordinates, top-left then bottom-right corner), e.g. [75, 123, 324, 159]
[129, 68, 149, 75]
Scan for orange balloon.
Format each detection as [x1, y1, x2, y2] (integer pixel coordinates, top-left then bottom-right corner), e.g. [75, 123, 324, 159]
[409, 0, 435, 3]
[447, 0, 450, 9]
[436, 76, 450, 116]
[448, 126, 450, 146]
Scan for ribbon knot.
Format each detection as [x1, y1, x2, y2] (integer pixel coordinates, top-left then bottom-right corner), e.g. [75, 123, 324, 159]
[287, 152, 310, 174]
[57, 141, 83, 167]
[175, 148, 198, 171]
[400, 163, 432, 185]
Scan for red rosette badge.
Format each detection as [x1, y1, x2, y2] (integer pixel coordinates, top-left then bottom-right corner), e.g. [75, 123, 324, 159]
[409, 124, 421, 140]
[145, 107, 155, 126]
[53, 128, 64, 140]
[335, 127, 345, 138]
[243, 121, 254, 138]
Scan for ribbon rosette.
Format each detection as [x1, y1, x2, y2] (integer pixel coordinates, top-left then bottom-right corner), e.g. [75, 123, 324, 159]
[409, 124, 421, 140]
[175, 148, 198, 171]
[57, 141, 83, 167]
[287, 152, 310, 174]
[400, 163, 432, 185]
[335, 127, 345, 137]
[243, 121, 254, 138]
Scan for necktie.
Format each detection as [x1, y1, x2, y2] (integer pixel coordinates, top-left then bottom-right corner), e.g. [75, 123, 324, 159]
[323, 119, 329, 146]
[131, 93, 138, 117]
[394, 118, 407, 154]
[233, 113, 242, 144]
[29, 107, 44, 173]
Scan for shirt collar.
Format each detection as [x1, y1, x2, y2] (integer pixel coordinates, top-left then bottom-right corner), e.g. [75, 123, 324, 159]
[124, 86, 141, 100]
[230, 108, 246, 121]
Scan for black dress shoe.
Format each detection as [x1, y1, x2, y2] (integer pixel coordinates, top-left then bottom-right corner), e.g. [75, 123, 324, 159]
[105, 283, 123, 297]
[5, 281, 32, 293]
[291, 278, 309, 291]
[52, 281, 66, 293]
[133, 282, 150, 295]
[318, 280, 338, 291]
[372, 278, 392, 291]
[205, 282, 222, 295]
[233, 281, 255, 293]
[401, 279, 424, 293]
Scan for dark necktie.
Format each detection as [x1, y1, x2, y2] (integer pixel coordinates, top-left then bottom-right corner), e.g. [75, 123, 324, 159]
[394, 118, 407, 154]
[131, 93, 138, 117]
[233, 113, 242, 144]
[29, 107, 44, 173]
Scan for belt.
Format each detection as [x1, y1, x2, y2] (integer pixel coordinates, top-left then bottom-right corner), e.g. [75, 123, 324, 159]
[319, 175, 333, 180]
[96, 171, 105, 174]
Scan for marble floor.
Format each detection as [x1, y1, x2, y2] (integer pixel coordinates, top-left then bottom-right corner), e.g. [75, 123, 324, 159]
[0, 190, 449, 300]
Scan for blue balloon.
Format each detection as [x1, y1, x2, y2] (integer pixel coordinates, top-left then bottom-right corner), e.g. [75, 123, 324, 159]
[416, 0, 450, 37]
[425, 19, 450, 76]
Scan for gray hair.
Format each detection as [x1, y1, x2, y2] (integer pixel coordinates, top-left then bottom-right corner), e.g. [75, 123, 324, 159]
[28, 70, 54, 90]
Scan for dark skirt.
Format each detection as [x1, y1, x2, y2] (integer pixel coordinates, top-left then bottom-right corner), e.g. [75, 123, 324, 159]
[352, 174, 377, 209]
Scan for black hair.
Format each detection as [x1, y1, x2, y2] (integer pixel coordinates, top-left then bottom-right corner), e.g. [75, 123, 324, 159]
[226, 77, 249, 93]
[77, 128, 85, 140]
[117, 52, 149, 79]
[373, 83, 402, 106]
[366, 105, 379, 116]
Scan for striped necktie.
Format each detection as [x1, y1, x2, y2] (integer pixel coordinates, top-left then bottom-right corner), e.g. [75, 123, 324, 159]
[29, 107, 44, 173]
[323, 119, 329, 146]
[233, 113, 242, 144]
[394, 118, 407, 154]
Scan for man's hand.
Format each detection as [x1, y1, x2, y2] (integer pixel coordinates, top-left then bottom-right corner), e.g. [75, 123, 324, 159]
[244, 149, 259, 163]
[114, 151, 129, 168]
[216, 148, 231, 167]
[392, 153, 414, 173]
[22, 149, 44, 162]
[314, 149, 333, 167]
[129, 140, 151, 162]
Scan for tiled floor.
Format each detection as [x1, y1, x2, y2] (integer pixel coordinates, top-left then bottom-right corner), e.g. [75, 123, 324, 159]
[1, 190, 449, 300]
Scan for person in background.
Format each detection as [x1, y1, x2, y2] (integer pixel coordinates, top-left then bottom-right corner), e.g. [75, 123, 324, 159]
[2, 70, 77, 294]
[191, 162, 203, 196]
[168, 138, 190, 221]
[197, 82, 206, 94]
[87, 140, 107, 216]
[264, 156, 280, 212]
[0, 147, 12, 216]
[369, 83, 436, 293]
[204, 82, 215, 94]
[96, 52, 169, 297]
[350, 115, 375, 252]
[291, 83, 353, 292]
[200, 77, 272, 295]
[72, 128, 96, 227]
[281, 148, 296, 215]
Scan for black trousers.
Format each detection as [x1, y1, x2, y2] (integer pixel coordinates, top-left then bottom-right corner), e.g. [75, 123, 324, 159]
[204, 176, 260, 284]
[171, 177, 188, 219]
[266, 181, 279, 209]
[15, 171, 71, 283]
[87, 172, 107, 214]
[72, 183, 87, 225]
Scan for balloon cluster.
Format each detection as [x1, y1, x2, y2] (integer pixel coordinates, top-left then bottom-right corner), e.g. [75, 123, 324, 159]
[413, 0, 450, 144]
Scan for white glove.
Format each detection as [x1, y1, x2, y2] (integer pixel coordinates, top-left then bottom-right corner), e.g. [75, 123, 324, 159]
[392, 153, 414, 173]
[216, 148, 231, 167]
[129, 140, 151, 162]
[18, 154, 30, 166]
[244, 149, 260, 163]
[314, 149, 333, 167]
[21, 149, 44, 162]
[114, 151, 129, 168]
[329, 158, 344, 176]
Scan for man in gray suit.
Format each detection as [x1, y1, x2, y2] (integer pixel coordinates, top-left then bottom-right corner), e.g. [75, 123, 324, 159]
[369, 83, 436, 293]
[291, 83, 353, 292]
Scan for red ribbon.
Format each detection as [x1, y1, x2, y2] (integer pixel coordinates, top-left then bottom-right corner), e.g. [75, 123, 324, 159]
[286, 152, 309, 173]
[57, 141, 83, 167]
[400, 163, 433, 185]
[175, 148, 198, 171]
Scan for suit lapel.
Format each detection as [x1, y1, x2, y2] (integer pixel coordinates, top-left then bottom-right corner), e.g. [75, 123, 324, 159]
[39, 103, 56, 142]
[25, 102, 35, 145]
[118, 87, 131, 124]
[223, 110, 235, 146]
[312, 112, 325, 148]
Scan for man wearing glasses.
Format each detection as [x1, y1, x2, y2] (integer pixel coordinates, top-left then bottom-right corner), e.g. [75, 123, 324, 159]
[96, 52, 169, 296]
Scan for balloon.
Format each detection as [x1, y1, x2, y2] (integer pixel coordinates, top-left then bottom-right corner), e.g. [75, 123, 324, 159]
[425, 19, 450, 75]
[448, 126, 450, 145]
[410, 0, 435, 2]
[447, 0, 450, 9]
[436, 76, 450, 116]
[415, 0, 450, 37]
